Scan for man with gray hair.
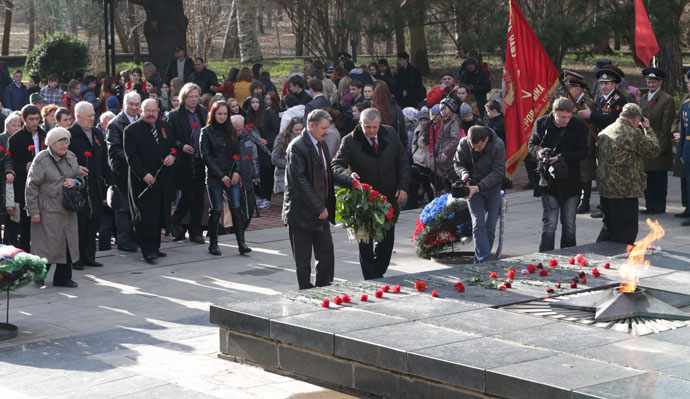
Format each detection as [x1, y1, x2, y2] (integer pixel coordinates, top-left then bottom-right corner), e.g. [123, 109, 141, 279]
[68, 101, 114, 269]
[596, 103, 660, 244]
[106, 91, 141, 252]
[332, 107, 409, 279]
[282, 109, 356, 289]
[528, 97, 588, 252]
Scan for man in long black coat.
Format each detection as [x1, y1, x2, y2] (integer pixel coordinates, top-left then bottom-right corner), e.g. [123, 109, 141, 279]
[332, 108, 409, 280]
[167, 83, 208, 243]
[394, 52, 425, 108]
[282, 109, 355, 289]
[8, 104, 45, 251]
[68, 101, 114, 268]
[124, 99, 175, 263]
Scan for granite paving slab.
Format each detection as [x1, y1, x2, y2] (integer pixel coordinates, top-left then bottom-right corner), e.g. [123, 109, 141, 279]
[486, 354, 645, 399]
[407, 337, 555, 392]
[419, 307, 556, 336]
[353, 294, 484, 320]
[574, 337, 690, 371]
[335, 321, 478, 373]
[573, 372, 690, 399]
[656, 362, 690, 380]
[639, 271, 690, 296]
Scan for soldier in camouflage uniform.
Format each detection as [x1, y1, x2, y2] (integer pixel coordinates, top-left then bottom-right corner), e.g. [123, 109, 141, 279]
[596, 103, 660, 245]
[640, 67, 675, 215]
[566, 77, 598, 213]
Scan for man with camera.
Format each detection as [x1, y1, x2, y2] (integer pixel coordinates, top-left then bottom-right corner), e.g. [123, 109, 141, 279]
[528, 97, 588, 252]
[453, 125, 505, 263]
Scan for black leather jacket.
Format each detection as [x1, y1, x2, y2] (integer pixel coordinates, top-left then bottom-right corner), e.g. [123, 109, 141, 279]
[200, 125, 239, 186]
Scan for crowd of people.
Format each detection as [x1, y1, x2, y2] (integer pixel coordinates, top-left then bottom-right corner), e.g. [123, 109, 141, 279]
[0, 46, 684, 289]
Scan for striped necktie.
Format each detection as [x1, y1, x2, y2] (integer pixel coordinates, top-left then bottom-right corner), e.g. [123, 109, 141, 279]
[151, 124, 159, 143]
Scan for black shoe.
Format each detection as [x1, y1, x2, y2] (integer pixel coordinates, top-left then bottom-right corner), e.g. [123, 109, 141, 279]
[172, 225, 186, 241]
[34, 279, 44, 286]
[156, 250, 167, 257]
[590, 210, 603, 219]
[72, 262, 84, 270]
[82, 259, 103, 267]
[118, 246, 137, 252]
[54, 280, 78, 288]
[675, 210, 690, 218]
[209, 243, 221, 256]
[577, 202, 590, 214]
[189, 235, 205, 244]
[640, 209, 653, 214]
[144, 253, 157, 264]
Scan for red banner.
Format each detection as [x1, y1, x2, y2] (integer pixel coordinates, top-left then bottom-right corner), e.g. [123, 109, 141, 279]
[502, 0, 559, 177]
[634, 0, 659, 67]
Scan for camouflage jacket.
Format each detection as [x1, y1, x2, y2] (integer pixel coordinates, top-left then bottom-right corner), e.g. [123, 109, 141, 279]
[596, 118, 660, 199]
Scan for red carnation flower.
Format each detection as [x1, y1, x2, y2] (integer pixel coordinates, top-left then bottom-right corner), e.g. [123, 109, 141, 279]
[244, 123, 254, 131]
[527, 264, 536, 273]
[322, 298, 330, 308]
[370, 189, 380, 197]
[360, 294, 368, 302]
[191, 123, 198, 129]
[603, 262, 611, 269]
[6, 150, 11, 156]
[507, 269, 516, 280]
[361, 183, 371, 190]
[171, 148, 177, 154]
[569, 257, 575, 264]
[592, 268, 601, 277]
[414, 281, 426, 292]
[385, 211, 394, 221]
[539, 269, 548, 277]
[0, 146, 5, 152]
[537, 263, 544, 268]
[570, 281, 578, 288]
[572, 276, 579, 283]
[582, 275, 587, 284]
[334, 296, 343, 305]
[504, 282, 512, 288]
[232, 154, 240, 160]
[382, 285, 390, 293]
[28, 145, 35, 151]
[579, 271, 586, 278]
[381, 195, 387, 203]
[431, 289, 438, 297]
[351, 180, 358, 189]
[549, 259, 558, 267]
[244, 155, 250, 161]
[84, 151, 92, 158]
[579, 259, 587, 267]
[375, 290, 383, 298]
[498, 285, 506, 291]
[393, 285, 401, 293]
[369, 196, 375, 203]
[546, 287, 555, 294]
[342, 294, 351, 303]
[454, 282, 465, 292]
[489, 272, 498, 279]
[556, 281, 561, 288]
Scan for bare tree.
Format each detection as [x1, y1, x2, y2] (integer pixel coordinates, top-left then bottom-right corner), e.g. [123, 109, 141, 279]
[2, 0, 13, 56]
[221, 0, 240, 59]
[236, 0, 263, 62]
[129, 0, 188, 73]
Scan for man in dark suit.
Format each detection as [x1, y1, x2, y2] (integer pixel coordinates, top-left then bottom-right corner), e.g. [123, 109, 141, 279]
[167, 83, 208, 243]
[8, 104, 45, 251]
[106, 91, 141, 252]
[164, 45, 195, 85]
[188, 57, 218, 95]
[282, 109, 355, 289]
[394, 52, 424, 108]
[124, 99, 175, 264]
[303, 78, 332, 120]
[332, 108, 409, 280]
[68, 102, 114, 269]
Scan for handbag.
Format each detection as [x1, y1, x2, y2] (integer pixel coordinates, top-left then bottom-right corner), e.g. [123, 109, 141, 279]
[48, 155, 86, 212]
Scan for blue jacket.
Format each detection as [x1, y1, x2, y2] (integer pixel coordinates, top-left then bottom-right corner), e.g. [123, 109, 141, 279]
[3, 83, 27, 111]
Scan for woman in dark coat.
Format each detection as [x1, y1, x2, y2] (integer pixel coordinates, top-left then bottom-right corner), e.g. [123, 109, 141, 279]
[200, 101, 251, 256]
[245, 94, 279, 209]
[371, 81, 406, 149]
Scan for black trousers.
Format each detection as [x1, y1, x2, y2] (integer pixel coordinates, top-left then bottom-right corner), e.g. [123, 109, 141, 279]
[3, 215, 18, 246]
[113, 187, 136, 248]
[99, 205, 116, 250]
[288, 224, 334, 289]
[78, 214, 99, 263]
[644, 171, 668, 212]
[597, 197, 638, 245]
[258, 164, 275, 201]
[18, 204, 30, 252]
[133, 188, 164, 256]
[358, 224, 395, 280]
[171, 157, 206, 236]
[47, 243, 73, 285]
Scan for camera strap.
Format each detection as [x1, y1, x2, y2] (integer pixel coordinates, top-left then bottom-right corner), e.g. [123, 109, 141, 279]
[539, 124, 566, 153]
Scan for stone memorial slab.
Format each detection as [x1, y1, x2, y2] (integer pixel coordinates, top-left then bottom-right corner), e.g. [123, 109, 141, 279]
[574, 337, 690, 371]
[573, 373, 690, 399]
[419, 308, 556, 336]
[407, 337, 554, 392]
[639, 271, 690, 296]
[355, 294, 483, 320]
[486, 354, 644, 399]
[270, 307, 406, 353]
[335, 321, 477, 373]
[656, 362, 690, 380]
[493, 321, 631, 352]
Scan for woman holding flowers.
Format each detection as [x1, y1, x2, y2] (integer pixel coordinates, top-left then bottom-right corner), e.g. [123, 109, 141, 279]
[200, 101, 251, 256]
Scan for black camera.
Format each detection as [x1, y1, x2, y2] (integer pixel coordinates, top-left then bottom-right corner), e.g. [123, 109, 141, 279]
[451, 180, 472, 198]
[537, 148, 555, 187]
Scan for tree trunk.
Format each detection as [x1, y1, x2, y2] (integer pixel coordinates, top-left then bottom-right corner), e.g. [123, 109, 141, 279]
[258, 5, 265, 34]
[406, 0, 429, 75]
[394, 24, 405, 54]
[236, 0, 263, 62]
[295, 7, 304, 56]
[127, 1, 141, 64]
[658, 35, 683, 94]
[221, 0, 239, 59]
[28, 0, 35, 50]
[2, 1, 13, 56]
[129, 0, 188, 74]
[114, 9, 131, 53]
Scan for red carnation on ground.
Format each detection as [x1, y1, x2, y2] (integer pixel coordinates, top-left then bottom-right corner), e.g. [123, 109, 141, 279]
[556, 281, 561, 288]
[382, 284, 390, 293]
[580, 259, 587, 267]
[592, 268, 601, 277]
[322, 298, 330, 308]
[498, 285, 506, 291]
[232, 154, 240, 160]
[603, 262, 611, 269]
[569, 257, 575, 265]
[393, 285, 401, 293]
[28, 145, 35, 152]
[527, 264, 536, 273]
[539, 269, 548, 277]
[579, 271, 586, 278]
[191, 123, 198, 129]
[570, 281, 578, 288]
[431, 290, 438, 297]
[342, 294, 351, 303]
[375, 290, 383, 298]
[171, 148, 177, 154]
[414, 281, 426, 292]
[507, 269, 516, 280]
[334, 296, 343, 305]
[549, 259, 558, 267]
[455, 282, 465, 292]
[504, 282, 512, 288]
[582, 275, 587, 284]
[537, 263, 544, 268]
[244, 155, 250, 161]
[361, 183, 371, 190]
[360, 294, 368, 302]
[370, 189, 380, 197]
[489, 272, 498, 279]
[546, 287, 555, 294]
[84, 151, 92, 158]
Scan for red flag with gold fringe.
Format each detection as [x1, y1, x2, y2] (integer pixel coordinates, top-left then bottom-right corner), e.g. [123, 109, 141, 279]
[502, 0, 560, 177]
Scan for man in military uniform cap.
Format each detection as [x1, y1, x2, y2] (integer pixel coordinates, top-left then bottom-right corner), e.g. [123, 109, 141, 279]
[578, 67, 628, 218]
[567, 77, 598, 214]
[596, 103, 660, 245]
[640, 67, 675, 215]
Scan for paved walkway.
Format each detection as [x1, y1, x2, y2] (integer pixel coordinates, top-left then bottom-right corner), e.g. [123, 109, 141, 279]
[0, 176, 686, 398]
